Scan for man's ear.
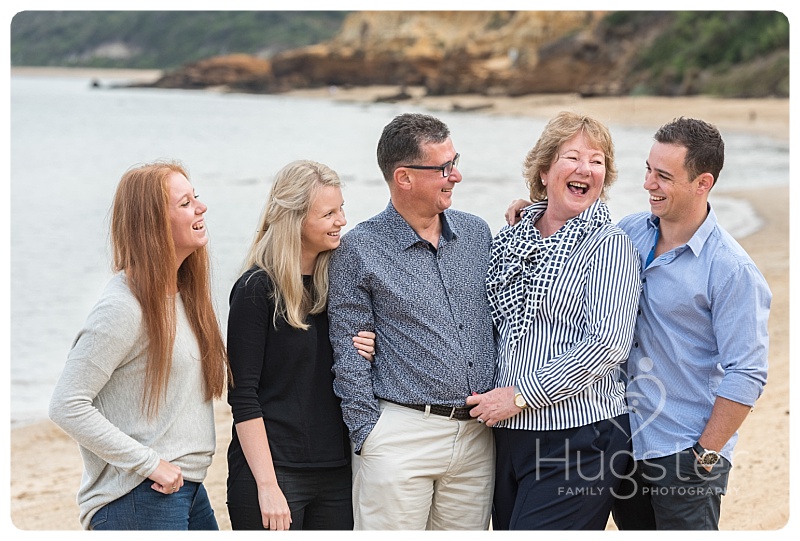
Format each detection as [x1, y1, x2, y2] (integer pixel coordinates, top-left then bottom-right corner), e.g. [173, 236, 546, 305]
[696, 172, 715, 194]
[394, 167, 413, 190]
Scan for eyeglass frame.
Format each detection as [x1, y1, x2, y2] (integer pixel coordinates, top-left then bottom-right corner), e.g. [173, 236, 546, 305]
[400, 153, 460, 178]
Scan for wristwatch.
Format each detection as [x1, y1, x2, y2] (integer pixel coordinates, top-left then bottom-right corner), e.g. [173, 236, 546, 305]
[692, 441, 721, 467]
[513, 386, 528, 409]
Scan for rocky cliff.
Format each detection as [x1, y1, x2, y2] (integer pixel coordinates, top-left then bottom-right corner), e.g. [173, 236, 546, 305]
[142, 11, 787, 98]
[273, 11, 617, 96]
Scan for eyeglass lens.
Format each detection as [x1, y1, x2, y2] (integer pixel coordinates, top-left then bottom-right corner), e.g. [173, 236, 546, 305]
[443, 154, 460, 177]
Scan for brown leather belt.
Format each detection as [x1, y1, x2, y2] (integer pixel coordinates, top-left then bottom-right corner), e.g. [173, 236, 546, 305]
[384, 399, 475, 420]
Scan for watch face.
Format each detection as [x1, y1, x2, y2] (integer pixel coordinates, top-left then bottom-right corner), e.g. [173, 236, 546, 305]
[700, 452, 720, 465]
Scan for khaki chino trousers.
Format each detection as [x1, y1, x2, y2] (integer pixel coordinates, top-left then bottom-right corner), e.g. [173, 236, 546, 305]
[351, 399, 495, 530]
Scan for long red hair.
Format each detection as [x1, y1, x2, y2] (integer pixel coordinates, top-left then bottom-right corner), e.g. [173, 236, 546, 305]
[111, 161, 229, 416]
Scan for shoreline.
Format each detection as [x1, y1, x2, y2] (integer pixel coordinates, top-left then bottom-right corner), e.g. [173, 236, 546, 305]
[285, 84, 790, 141]
[11, 66, 789, 140]
[10, 66, 164, 84]
[8, 69, 790, 530]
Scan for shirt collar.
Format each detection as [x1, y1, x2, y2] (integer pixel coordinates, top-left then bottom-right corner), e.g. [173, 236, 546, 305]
[383, 201, 456, 250]
[646, 203, 717, 257]
[522, 198, 610, 229]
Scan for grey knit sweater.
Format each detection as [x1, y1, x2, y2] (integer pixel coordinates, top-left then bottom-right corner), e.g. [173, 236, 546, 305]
[49, 273, 216, 529]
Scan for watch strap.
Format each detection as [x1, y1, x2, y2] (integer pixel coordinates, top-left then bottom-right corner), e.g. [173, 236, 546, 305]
[692, 441, 720, 465]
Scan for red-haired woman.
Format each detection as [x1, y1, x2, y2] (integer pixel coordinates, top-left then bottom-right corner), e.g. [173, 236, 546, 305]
[50, 161, 230, 530]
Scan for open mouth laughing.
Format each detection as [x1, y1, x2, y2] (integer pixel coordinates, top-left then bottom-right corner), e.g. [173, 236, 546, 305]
[567, 181, 589, 195]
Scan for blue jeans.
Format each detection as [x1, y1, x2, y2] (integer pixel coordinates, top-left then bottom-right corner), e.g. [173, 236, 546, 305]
[227, 464, 353, 530]
[89, 480, 218, 530]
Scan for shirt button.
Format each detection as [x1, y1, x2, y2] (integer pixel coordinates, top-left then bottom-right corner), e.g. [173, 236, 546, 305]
[634, 342, 639, 348]
[468, 361, 474, 367]
[638, 309, 642, 315]
[642, 278, 647, 284]
[459, 324, 464, 330]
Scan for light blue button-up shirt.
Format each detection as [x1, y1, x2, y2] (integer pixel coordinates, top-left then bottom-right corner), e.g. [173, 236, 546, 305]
[618, 207, 771, 464]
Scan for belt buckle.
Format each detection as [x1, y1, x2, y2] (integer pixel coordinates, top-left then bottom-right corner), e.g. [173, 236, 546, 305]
[448, 406, 457, 420]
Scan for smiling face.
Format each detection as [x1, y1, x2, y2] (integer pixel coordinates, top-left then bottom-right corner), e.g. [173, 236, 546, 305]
[301, 184, 346, 270]
[541, 131, 606, 224]
[167, 171, 208, 267]
[644, 141, 704, 224]
[404, 138, 462, 215]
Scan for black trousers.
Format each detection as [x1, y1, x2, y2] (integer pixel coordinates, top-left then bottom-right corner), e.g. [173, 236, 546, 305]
[492, 415, 631, 530]
[227, 463, 353, 530]
[611, 450, 731, 530]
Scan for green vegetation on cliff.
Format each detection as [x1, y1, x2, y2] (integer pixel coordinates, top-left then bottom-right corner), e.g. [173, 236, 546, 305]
[10, 11, 348, 69]
[611, 11, 789, 97]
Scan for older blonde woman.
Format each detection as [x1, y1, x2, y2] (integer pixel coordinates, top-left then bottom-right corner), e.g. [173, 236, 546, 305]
[467, 112, 641, 530]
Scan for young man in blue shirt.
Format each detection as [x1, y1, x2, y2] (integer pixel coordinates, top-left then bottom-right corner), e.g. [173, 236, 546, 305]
[611, 117, 771, 530]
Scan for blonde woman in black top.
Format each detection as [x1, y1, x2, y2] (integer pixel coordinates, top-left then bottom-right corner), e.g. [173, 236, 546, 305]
[226, 160, 375, 530]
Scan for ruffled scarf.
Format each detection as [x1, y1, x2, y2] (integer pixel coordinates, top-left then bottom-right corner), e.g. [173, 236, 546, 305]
[486, 199, 611, 349]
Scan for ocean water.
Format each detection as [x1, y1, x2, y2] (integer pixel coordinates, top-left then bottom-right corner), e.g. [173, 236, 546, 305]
[8, 71, 789, 426]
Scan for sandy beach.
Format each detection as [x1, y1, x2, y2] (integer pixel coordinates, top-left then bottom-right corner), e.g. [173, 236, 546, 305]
[8, 74, 790, 531]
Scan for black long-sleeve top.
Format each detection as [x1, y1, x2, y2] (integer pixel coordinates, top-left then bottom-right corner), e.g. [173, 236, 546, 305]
[226, 267, 350, 481]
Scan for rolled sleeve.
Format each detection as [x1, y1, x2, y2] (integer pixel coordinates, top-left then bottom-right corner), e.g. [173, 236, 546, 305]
[712, 262, 771, 406]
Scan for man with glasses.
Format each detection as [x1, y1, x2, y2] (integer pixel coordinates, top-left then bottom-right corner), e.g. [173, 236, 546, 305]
[327, 113, 496, 529]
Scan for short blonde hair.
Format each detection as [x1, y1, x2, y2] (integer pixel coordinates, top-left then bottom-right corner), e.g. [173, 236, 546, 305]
[523, 112, 617, 202]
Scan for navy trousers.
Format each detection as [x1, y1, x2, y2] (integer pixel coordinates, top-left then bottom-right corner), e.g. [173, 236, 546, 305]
[492, 414, 631, 530]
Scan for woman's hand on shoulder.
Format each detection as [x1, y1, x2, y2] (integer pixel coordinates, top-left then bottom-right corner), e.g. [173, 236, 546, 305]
[353, 331, 377, 361]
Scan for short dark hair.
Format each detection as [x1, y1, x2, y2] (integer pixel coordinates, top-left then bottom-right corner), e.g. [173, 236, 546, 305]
[377, 113, 450, 182]
[654, 117, 724, 185]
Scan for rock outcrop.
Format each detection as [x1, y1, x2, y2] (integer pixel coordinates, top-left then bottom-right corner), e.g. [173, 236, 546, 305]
[141, 53, 273, 89]
[139, 11, 776, 98]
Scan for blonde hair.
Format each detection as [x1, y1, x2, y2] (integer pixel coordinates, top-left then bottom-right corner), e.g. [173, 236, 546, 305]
[243, 160, 342, 330]
[523, 111, 617, 202]
[111, 161, 229, 417]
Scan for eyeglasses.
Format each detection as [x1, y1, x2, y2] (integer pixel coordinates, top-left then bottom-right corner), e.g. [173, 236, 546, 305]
[401, 153, 460, 178]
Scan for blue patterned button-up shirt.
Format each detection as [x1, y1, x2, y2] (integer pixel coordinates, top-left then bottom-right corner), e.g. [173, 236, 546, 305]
[328, 202, 496, 452]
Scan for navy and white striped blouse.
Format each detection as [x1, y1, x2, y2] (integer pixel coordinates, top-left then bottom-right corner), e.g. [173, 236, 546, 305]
[487, 200, 641, 431]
